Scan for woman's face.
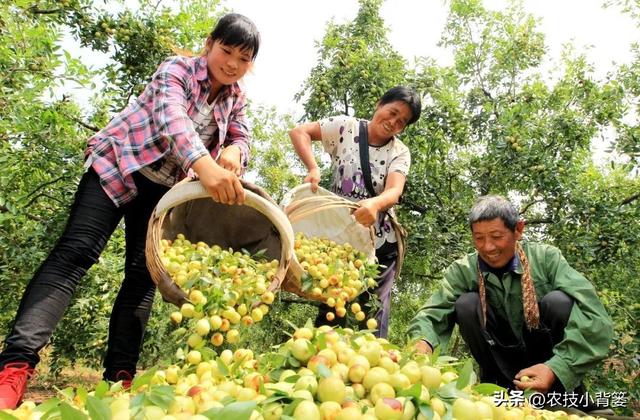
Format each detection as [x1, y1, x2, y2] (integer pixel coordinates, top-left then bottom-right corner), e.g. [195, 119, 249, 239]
[370, 100, 413, 140]
[205, 39, 253, 86]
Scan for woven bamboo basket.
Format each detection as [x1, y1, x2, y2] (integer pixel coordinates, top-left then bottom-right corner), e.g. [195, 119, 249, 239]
[280, 183, 376, 302]
[146, 179, 294, 307]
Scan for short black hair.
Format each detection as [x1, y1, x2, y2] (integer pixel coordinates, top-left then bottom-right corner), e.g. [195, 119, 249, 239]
[210, 13, 260, 60]
[378, 86, 422, 125]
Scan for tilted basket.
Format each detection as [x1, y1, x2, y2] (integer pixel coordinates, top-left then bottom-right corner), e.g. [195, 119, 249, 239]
[280, 183, 376, 302]
[146, 180, 294, 307]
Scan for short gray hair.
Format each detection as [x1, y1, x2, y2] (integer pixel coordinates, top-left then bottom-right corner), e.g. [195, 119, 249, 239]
[468, 195, 520, 231]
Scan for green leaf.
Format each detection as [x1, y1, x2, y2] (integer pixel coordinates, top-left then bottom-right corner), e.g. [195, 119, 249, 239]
[0, 412, 19, 420]
[430, 346, 442, 365]
[301, 276, 313, 292]
[58, 402, 89, 420]
[456, 359, 473, 389]
[316, 332, 327, 350]
[216, 401, 257, 420]
[284, 374, 300, 383]
[130, 392, 145, 409]
[418, 403, 434, 419]
[287, 355, 301, 368]
[200, 346, 216, 361]
[34, 398, 61, 413]
[260, 394, 291, 405]
[316, 362, 332, 378]
[131, 366, 157, 392]
[146, 385, 176, 410]
[398, 383, 422, 399]
[94, 381, 109, 399]
[217, 359, 230, 376]
[283, 399, 302, 416]
[40, 406, 62, 420]
[434, 382, 466, 402]
[472, 383, 507, 396]
[85, 395, 111, 420]
[58, 386, 75, 400]
[75, 387, 88, 405]
[201, 406, 223, 419]
[436, 355, 458, 364]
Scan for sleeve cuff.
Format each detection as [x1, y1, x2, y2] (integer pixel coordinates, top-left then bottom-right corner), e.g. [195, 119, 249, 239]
[180, 147, 209, 173]
[408, 328, 440, 351]
[545, 355, 580, 391]
[229, 140, 250, 168]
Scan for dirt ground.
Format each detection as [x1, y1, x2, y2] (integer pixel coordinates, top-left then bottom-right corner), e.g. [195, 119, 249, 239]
[22, 365, 102, 404]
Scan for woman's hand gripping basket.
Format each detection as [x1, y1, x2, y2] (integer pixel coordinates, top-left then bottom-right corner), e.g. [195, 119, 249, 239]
[146, 179, 294, 307]
[280, 183, 379, 305]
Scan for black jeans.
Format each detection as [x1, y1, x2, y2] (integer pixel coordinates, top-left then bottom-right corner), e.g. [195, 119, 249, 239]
[0, 169, 168, 380]
[455, 290, 574, 391]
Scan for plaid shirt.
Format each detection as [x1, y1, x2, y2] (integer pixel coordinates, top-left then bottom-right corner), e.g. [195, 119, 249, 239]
[85, 55, 251, 207]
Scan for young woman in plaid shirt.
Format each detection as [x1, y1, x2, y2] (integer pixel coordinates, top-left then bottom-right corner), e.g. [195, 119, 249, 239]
[0, 13, 260, 409]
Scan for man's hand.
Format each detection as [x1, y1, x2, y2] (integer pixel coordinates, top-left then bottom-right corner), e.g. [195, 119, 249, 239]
[514, 364, 556, 393]
[414, 340, 433, 355]
[353, 198, 380, 227]
[304, 167, 321, 192]
[216, 145, 243, 176]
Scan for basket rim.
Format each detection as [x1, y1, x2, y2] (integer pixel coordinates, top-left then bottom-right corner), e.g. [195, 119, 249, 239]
[146, 180, 294, 307]
[280, 183, 377, 302]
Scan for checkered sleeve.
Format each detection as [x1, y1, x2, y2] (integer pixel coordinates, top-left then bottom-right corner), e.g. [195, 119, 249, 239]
[223, 97, 251, 169]
[151, 57, 208, 172]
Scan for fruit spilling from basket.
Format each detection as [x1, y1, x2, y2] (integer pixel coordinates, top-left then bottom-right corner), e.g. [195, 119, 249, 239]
[294, 233, 379, 318]
[160, 234, 279, 348]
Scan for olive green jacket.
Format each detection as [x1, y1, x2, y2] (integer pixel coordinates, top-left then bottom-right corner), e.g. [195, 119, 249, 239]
[408, 242, 613, 390]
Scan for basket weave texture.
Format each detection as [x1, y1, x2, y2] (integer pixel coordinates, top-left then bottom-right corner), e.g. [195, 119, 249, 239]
[280, 184, 376, 302]
[145, 180, 294, 307]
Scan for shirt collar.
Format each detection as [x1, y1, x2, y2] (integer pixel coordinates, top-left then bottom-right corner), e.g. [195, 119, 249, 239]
[478, 251, 522, 276]
[195, 55, 243, 96]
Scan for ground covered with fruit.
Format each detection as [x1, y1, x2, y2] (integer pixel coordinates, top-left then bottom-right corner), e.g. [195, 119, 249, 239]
[1, 236, 610, 419]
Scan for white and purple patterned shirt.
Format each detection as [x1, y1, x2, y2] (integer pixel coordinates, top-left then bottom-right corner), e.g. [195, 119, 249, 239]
[319, 115, 411, 249]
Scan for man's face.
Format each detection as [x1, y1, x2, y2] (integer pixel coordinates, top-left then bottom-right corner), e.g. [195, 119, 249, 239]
[472, 218, 524, 268]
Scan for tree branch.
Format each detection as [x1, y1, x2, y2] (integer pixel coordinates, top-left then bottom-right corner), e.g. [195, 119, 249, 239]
[401, 200, 427, 213]
[28, 7, 62, 15]
[519, 199, 543, 215]
[620, 192, 639, 206]
[23, 192, 65, 208]
[0, 204, 42, 222]
[67, 115, 100, 132]
[21, 175, 71, 203]
[343, 92, 349, 115]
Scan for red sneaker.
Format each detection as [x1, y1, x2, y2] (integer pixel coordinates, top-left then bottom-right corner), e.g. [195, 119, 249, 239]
[114, 370, 133, 390]
[0, 362, 35, 410]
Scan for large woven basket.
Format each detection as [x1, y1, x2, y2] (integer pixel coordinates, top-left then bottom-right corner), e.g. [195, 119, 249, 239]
[146, 179, 294, 307]
[280, 183, 376, 302]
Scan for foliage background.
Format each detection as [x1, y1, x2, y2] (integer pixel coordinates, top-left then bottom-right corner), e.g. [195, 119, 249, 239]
[0, 0, 637, 415]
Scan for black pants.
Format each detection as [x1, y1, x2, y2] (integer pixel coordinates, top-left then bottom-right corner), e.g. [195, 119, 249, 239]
[455, 291, 574, 391]
[0, 169, 168, 380]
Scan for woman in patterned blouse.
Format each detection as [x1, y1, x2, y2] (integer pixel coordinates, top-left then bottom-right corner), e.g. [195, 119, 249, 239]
[289, 86, 422, 338]
[0, 13, 260, 409]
